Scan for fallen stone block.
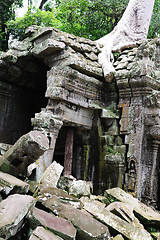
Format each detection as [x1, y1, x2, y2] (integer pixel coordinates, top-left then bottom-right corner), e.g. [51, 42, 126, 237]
[39, 187, 83, 209]
[106, 201, 138, 224]
[113, 235, 124, 240]
[0, 194, 36, 239]
[0, 171, 29, 195]
[29, 226, 62, 240]
[40, 161, 63, 191]
[0, 143, 12, 155]
[0, 131, 49, 175]
[105, 187, 160, 225]
[80, 197, 152, 240]
[43, 195, 110, 240]
[69, 180, 93, 198]
[150, 232, 160, 239]
[57, 176, 93, 198]
[28, 207, 76, 240]
[57, 175, 76, 192]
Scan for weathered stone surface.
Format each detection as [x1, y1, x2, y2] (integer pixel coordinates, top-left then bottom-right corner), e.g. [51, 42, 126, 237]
[45, 101, 94, 129]
[29, 226, 62, 240]
[150, 232, 160, 239]
[57, 175, 76, 191]
[28, 207, 76, 240]
[0, 171, 29, 194]
[39, 187, 82, 209]
[32, 39, 66, 57]
[0, 131, 49, 175]
[81, 197, 151, 240]
[0, 194, 36, 239]
[0, 24, 160, 210]
[43, 195, 110, 240]
[106, 201, 138, 224]
[0, 143, 12, 155]
[105, 188, 160, 225]
[69, 180, 93, 198]
[45, 66, 103, 110]
[113, 235, 124, 240]
[40, 161, 63, 190]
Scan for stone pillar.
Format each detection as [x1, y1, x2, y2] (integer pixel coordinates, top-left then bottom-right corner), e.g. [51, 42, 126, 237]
[63, 128, 74, 176]
[140, 139, 160, 208]
[149, 140, 160, 207]
[31, 109, 63, 180]
[115, 41, 160, 205]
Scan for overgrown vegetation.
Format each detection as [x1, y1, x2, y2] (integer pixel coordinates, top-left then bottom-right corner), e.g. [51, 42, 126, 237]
[0, 0, 23, 51]
[0, 0, 160, 51]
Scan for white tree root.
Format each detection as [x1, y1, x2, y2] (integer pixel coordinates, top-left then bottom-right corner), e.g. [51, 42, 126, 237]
[96, 0, 155, 82]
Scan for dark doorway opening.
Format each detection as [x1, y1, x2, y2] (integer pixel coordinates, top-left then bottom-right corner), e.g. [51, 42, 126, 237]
[0, 57, 49, 144]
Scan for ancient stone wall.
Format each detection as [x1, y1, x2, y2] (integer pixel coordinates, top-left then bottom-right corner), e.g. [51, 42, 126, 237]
[114, 39, 160, 207]
[0, 26, 159, 207]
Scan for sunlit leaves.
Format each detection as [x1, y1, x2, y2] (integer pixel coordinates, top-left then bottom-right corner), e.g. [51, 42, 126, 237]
[7, 7, 62, 39]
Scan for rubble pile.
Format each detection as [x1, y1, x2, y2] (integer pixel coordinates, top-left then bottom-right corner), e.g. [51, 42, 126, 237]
[0, 132, 160, 240]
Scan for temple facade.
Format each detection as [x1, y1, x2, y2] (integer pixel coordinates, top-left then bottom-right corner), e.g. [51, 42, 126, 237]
[0, 26, 159, 208]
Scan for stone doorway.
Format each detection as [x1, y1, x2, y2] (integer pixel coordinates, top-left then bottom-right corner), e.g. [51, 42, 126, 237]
[0, 57, 49, 145]
[53, 127, 94, 181]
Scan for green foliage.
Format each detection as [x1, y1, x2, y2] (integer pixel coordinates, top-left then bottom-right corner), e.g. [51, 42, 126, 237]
[148, 0, 160, 38]
[7, 7, 62, 40]
[56, 0, 160, 40]
[103, 194, 118, 206]
[1, 0, 160, 51]
[0, 0, 23, 50]
[56, 0, 129, 40]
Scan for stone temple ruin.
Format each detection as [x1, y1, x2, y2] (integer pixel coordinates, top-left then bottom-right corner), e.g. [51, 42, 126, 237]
[0, 26, 160, 209]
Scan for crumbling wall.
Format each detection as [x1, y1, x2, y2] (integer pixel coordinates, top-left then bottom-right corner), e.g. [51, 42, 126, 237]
[114, 39, 160, 207]
[0, 26, 159, 207]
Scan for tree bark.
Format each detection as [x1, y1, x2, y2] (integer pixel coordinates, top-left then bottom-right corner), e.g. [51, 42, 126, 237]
[39, 0, 48, 9]
[96, 0, 155, 81]
[63, 128, 74, 176]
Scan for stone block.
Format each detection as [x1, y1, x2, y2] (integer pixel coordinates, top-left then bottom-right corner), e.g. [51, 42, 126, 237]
[39, 187, 82, 209]
[0, 194, 36, 239]
[113, 145, 126, 155]
[0, 131, 49, 175]
[69, 180, 93, 198]
[81, 197, 151, 240]
[43, 195, 110, 240]
[32, 39, 65, 57]
[105, 188, 160, 226]
[113, 235, 124, 240]
[0, 143, 12, 155]
[40, 161, 63, 190]
[115, 61, 128, 70]
[107, 120, 119, 136]
[0, 171, 29, 195]
[115, 136, 123, 146]
[28, 207, 76, 240]
[29, 226, 62, 240]
[103, 135, 114, 146]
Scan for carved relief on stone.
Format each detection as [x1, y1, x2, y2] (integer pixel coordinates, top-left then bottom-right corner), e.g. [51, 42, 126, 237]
[127, 156, 137, 194]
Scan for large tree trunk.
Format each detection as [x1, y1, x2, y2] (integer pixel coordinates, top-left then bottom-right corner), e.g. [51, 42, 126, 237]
[97, 0, 155, 81]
